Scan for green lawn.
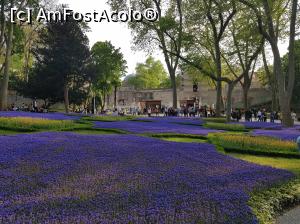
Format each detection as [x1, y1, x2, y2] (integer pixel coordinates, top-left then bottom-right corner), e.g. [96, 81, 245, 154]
[160, 136, 208, 143]
[71, 128, 127, 135]
[0, 129, 25, 135]
[231, 154, 300, 177]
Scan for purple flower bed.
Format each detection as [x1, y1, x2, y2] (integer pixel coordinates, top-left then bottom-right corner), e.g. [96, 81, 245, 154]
[253, 128, 300, 142]
[0, 132, 293, 223]
[94, 120, 220, 135]
[0, 111, 81, 120]
[231, 121, 283, 130]
[137, 117, 204, 126]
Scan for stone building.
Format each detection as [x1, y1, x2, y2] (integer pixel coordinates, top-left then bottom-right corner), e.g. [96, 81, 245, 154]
[107, 73, 272, 110]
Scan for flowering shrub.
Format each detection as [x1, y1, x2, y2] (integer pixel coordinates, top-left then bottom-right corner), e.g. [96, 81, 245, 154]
[94, 120, 221, 135]
[210, 133, 298, 156]
[0, 133, 293, 223]
[0, 111, 80, 120]
[0, 117, 76, 132]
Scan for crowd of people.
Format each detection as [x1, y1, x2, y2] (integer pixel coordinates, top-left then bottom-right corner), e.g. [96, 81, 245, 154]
[140, 105, 216, 118]
[7, 99, 299, 123]
[126, 105, 298, 123]
[9, 99, 48, 113]
[232, 108, 298, 123]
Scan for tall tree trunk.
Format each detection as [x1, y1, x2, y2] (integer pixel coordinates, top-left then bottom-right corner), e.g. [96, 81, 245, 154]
[0, 20, 13, 111]
[101, 92, 106, 112]
[226, 82, 235, 122]
[283, 0, 298, 126]
[271, 87, 279, 112]
[215, 41, 223, 117]
[106, 94, 110, 107]
[215, 80, 222, 117]
[282, 101, 294, 126]
[264, 0, 297, 127]
[64, 84, 69, 114]
[243, 85, 250, 110]
[114, 85, 117, 109]
[170, 71, 178, 108]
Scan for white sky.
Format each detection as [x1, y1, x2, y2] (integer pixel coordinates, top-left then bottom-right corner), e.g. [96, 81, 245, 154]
[58, 0, 164, 74]
[58, 0, 289, 74]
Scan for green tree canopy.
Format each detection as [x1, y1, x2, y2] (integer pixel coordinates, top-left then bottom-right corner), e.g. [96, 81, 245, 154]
[90, 41, 127, 110]
[28, 15, 90, 112]
[126, 56, 169, 90]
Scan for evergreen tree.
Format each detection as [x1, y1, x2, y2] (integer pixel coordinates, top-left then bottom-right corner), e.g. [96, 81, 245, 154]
[31, 15, 90, 113]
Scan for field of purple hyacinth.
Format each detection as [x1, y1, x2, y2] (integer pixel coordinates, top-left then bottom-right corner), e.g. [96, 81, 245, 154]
[137, 116, 204, 125]
[0, 111, 81, 120]
[94, 120, 221, 135]
[0, 132, 293, 223]
[253, 127, 300, 141]
[232, 121, 283, 130]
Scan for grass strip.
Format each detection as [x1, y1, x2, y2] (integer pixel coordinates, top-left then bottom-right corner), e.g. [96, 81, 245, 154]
[204, 122, 247, 132]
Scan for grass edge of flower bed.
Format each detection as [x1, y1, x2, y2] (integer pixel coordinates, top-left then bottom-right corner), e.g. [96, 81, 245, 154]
[204, 122, 248, 132]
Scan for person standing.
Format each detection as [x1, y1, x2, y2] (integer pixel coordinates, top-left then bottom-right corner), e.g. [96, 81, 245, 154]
[33, 98, 38, 112]
[257, 110, 262, 122]
[292, 111, 297, 122]
[237, 109, 242, 122]
[147, 107, 152, 117]
[270, 111, 275, 123]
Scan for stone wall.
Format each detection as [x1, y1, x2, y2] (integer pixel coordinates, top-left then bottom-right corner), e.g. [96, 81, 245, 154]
[108, 73, 272, 110]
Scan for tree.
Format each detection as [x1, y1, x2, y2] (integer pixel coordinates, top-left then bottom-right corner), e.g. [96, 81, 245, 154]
[0, 0, 55, 110]
[258, 47, 279, 111]
[109, 0, 183, 108]
[169, 0, 261, 121]
[13, 68, 64, 108]
[239, 0, 299, 126]
[90, 41, 126, 111]
[32, 13, 90, 113]
[0, 0, 15, 110]
[183, 0, 237, 116]
[127, 56, 169, 89]
[283, 39, 300, 112]
[0, 0, 42, 110]
[225, 10, 264, 110]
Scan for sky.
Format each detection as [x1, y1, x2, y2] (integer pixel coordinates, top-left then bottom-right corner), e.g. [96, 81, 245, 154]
[57, 0, 289, 75]
[58, 0, 164, 74]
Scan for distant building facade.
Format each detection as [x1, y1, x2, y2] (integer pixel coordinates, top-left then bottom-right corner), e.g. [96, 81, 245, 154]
[107, 73, 272, 110]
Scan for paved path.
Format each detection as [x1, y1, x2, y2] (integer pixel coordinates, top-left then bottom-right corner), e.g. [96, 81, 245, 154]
[276, 206, 300, 224]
